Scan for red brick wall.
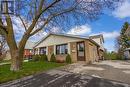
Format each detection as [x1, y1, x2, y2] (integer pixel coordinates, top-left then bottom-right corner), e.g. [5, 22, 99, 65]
[55, 54, 67, 63]
[24, 49, 33, 58]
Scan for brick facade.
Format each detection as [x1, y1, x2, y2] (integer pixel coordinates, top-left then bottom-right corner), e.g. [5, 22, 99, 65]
[70, 42, 77, 62]
[24, 49, 33, 59]
[34, 34, 101, 63]
[47, 46, 54, 61]
[85, 40, 99, 64]
[43, 40, 99, 63]
[55, 54, 67, 63]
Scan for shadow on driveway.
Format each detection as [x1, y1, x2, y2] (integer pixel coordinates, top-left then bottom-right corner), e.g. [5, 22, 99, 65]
[0, 69, 129, 87]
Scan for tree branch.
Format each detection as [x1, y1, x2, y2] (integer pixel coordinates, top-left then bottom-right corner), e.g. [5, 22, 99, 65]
[0, 18, 8, 35]
[18, 16, 27, 31]
[27, 0, 61, 34]
[30, 6, 75, 36]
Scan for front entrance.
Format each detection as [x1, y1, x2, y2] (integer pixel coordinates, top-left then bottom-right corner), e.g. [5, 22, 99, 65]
[77, 41, 85, 61]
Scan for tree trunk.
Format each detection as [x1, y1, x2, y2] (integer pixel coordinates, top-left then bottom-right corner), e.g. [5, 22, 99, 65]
[9, 35, 29, 71]
[10, 41, 27, 71]
[10, 48, 25, 71]
[10, 49, 21, 71]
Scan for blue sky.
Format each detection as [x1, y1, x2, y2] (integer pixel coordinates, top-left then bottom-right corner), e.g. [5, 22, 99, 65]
[67, 0, 130, 52]
[90, 14, 130, 52]
[66, 14, 129, 52]
[14, 0, 130, 52]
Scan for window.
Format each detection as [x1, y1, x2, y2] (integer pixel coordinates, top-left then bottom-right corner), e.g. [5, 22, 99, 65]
[39, 47, 46, 54]
[77, 42, 84, 51]
[77, 42, 85, 57]
[56, 44, 68, 54]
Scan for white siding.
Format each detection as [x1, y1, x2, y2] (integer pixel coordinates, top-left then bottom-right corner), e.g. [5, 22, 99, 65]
[92, 38, 104, 50]
[92, 38, 101, 45]
[37, 48, 39, 54]
[54, 45, 56, 55]
[46, 47, 48, 55]
[35, 35, 84, 48]
[68, 43, 71, 54]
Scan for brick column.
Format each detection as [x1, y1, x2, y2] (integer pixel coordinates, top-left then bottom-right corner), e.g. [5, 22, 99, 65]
[48, 46, 54, 61]
[85, 40, 90, 64]
[70, 42, 77, 62]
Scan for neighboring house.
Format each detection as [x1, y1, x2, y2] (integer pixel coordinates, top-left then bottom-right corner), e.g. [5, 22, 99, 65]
[4, 50, 11, 60]
[1, 41, 35, 60]
[0, 40, 10, 60]
[0, 50, 11, 60]
[34, 33, 103, 63]
[24, 41, 35, 59]
[124, 25, 130, 59]
[89, 34, 105, 60]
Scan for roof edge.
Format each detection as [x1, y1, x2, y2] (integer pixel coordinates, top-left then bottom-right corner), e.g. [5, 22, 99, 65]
[34, 33, 100, 48]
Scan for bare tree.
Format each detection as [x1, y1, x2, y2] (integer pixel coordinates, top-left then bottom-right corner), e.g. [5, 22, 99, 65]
[0, 0, 122, 71]
[115, 36, 120, 52]
[115, 36, 124, 59]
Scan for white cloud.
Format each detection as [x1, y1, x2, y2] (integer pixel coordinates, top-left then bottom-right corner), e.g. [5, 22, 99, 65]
[113, 0, 130, 18]
[101, 31, 120, 39]
[50, 27, 63, 33]
[91, 31, 120, 39]
[67, 24, 91, 35]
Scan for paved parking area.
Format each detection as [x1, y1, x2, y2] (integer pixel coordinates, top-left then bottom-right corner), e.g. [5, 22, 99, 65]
[0, 60, 130, 87]
[61, 60, 130, 85]
[0, 69, 130, 87]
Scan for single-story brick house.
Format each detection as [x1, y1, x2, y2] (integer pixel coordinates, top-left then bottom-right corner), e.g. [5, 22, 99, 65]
[34, 33, 104, 63]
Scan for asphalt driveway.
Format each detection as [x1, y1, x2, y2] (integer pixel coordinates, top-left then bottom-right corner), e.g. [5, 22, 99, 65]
[61, 60, 130, 85]
[0, 60, 130, 87]
[0, 69, 129, 87]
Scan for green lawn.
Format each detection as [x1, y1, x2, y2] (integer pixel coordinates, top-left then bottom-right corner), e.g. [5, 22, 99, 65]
[0, 61, 65, 83]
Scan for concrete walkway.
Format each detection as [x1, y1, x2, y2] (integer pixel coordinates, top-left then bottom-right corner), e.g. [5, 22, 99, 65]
[0, 60, 28, 66]
[0, 62, 10, 66]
